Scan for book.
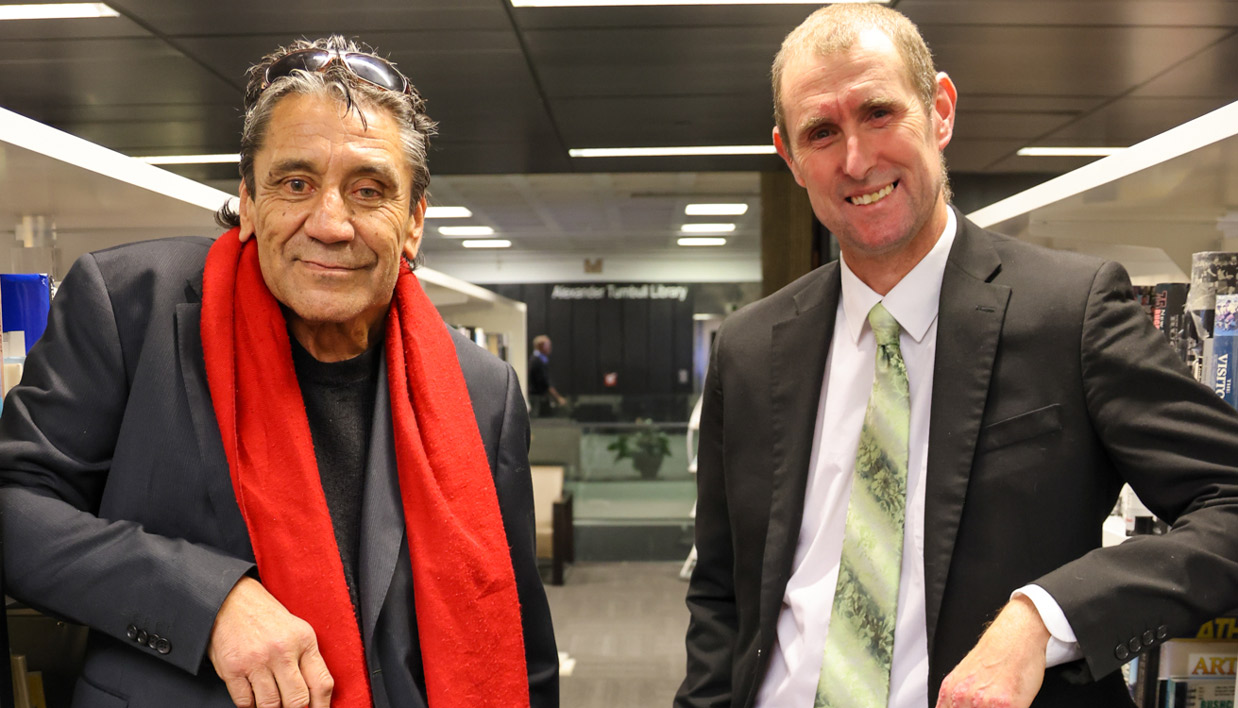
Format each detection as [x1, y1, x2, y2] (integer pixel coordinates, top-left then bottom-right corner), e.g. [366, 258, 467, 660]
[1187, 252, 1238, 341]
[1154, 282, 1194, 365]
[1133, 284, 1156, 321]
[1203, 336, 1238, 409]
[1162, 677, 1234, 707]
[1158, 639, 1237, 678]
[1203, 293, 1238, 409]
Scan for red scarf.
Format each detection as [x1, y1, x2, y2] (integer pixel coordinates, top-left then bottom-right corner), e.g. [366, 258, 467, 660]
[200, 228, 529, 708]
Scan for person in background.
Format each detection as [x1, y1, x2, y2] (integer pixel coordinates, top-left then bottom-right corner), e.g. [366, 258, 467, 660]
[529, 334, 567, 417]
[677, 5, 1238, 708]
[0, 36, 556, 708]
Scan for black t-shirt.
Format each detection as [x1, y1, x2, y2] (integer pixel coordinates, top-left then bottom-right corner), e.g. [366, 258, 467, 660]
[290, 333, 381, 628]
[289, 331, 431, 707]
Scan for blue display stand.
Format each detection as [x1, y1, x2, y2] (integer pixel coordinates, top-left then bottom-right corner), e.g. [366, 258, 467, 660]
[0, 274, 51, 354]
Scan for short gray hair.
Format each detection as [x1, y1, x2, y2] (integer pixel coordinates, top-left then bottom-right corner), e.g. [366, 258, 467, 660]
[216, 36, 437, 228]
[771, 5, 937, 145]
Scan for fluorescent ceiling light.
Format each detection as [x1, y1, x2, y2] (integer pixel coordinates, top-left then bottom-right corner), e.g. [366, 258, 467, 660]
[513, 0, 885, 6]
[686, 203, 748, 216]
[569, 145, 776, 158]
[1016, 147, 1127, 157]
[135, 154, 239, 165]
[439, 225, 496, 237]
[425, 206, 473, 219]
[678, 237, 728, 247]
[681, 223, 736, 233]
[970, 100, 1238, 229]
[462, 239, 512, 249]
[0, 3, 118, 20]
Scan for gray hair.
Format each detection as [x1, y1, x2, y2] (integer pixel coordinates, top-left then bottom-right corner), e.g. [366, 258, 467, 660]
[216, 36, 437, 228]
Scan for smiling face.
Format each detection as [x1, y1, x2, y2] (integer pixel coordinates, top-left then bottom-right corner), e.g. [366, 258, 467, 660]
[773, 28, 956, 287]
[239, 92, 424, 345]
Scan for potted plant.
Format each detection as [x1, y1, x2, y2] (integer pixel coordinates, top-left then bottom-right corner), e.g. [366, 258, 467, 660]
[607, 418, 672, 480]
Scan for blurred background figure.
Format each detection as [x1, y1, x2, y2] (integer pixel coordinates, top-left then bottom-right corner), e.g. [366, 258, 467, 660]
[529, 334, 567, 417]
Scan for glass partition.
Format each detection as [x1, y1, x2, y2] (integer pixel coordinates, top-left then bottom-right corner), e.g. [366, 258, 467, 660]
[528, 396, 699, 562]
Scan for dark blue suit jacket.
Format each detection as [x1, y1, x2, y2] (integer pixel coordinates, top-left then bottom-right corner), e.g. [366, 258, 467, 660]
[0, 237, 557, 707]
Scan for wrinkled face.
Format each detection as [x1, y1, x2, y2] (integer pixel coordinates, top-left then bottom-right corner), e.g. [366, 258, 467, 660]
[773, 29, 955, 263]
[239, 92, 424, 332]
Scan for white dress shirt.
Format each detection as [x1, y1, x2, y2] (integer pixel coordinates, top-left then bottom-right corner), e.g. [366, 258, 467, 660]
[754, 209, 1079, 708]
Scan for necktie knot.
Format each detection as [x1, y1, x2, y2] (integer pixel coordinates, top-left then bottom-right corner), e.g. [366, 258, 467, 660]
[868, 302, 901, 348]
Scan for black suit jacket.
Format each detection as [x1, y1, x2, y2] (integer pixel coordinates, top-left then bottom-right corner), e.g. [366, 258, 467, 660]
[0, 237, 557, 707]
[677, 212, 1238, 708]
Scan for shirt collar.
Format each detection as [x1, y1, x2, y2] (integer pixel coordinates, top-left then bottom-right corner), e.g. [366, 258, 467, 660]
[838, 206, 957, 345]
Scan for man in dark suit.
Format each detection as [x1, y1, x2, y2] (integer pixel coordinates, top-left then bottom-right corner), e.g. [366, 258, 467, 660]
[0, 37, 556, 708]
[677, 5, 1238, 708]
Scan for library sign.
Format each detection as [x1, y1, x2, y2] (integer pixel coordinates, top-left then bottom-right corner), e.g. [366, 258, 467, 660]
[551, 283, 690, 303]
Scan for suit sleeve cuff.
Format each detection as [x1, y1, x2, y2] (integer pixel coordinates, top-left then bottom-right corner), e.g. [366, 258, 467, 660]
[1012, 584, 1085, 667]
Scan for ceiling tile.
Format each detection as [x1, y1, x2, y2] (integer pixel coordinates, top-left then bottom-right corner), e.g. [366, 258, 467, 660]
[929, 25, 1230, 96]
[1034, 96, 1234, 145]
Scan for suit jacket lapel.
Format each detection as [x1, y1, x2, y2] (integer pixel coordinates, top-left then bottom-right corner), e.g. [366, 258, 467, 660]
[359, 357, 404, 651]
[923, 213, 1010, 654]
[174, 277, 252, 556]
[759, 266, 840, 639]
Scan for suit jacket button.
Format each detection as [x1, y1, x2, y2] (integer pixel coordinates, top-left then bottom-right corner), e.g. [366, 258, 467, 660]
[154, 637, 172, 655]
[1142, 630, 1156, 645]
[1157, 625, 1169, 640]
[126, 625, 138, 641]
[1115, 644, 1130, 661]
[1128, 637, 1142, 654]
[136, 630, 148, 646]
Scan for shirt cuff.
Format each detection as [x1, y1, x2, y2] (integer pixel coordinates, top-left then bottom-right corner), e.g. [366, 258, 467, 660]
[1012, 584, 1085, 667]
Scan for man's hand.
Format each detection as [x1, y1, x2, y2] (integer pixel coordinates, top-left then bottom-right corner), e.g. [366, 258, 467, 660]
[208, 577, 334, 708]
[935, 595, 1050, 708]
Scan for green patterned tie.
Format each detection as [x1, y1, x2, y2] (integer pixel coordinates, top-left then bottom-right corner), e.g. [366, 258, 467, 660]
[815, 302, 910, 708]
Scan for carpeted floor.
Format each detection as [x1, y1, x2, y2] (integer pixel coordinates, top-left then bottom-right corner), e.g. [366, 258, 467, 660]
[544, 561, 691, 708]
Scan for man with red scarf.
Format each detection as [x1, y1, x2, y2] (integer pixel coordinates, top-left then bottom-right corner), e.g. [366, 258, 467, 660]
[0, 37, 557, 708]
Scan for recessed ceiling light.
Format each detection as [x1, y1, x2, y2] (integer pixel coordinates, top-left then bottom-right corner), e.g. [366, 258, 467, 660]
[686, 203, 748, 216]
[569, 145, 776, 158]
[425, 206, 473, 219]
[681, 223, 736, 233]
[513, 0, 885, 6]
[0, 3, 118, 20]
[462, 239, 512, 249]
[439, 226, 495, 237]
[678, 237, 728, 247]
[1016, 147, 1126, 157]
[134, 154, 239, 165]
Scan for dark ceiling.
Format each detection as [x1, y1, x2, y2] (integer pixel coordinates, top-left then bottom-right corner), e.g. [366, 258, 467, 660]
[5, 0, 1238, 183]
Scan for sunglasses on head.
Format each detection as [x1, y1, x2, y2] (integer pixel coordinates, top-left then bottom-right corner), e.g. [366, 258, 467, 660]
[262, 47, 413, 96]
